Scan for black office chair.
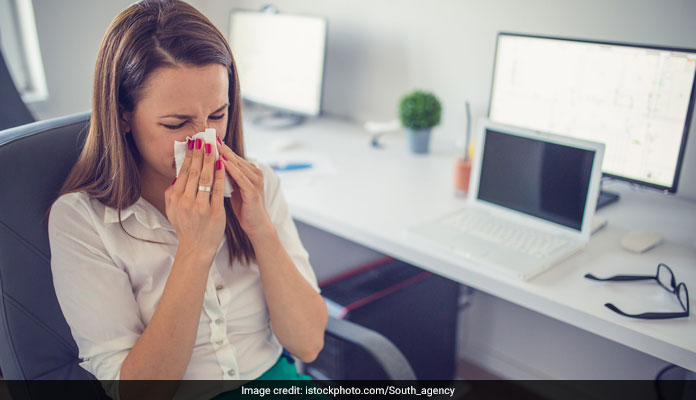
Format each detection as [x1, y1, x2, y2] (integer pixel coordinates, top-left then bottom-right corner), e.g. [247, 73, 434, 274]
[0, 112, 415, 399]
[0, 47, 35, 130]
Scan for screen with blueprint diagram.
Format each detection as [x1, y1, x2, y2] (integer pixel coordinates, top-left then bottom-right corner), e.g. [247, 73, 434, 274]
[489, 33, 696, 191]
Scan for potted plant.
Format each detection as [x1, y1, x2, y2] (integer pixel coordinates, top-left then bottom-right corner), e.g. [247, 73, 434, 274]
[398, 90, 442, 154]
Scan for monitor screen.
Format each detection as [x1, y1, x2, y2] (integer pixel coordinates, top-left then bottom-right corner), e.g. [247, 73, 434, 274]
[229, 11, 327, 116]
[489, 33, 696, 192]
[478, 129, 596, 231]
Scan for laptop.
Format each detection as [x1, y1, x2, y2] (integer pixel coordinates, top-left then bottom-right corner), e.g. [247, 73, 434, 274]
[408, 120, 605, 280]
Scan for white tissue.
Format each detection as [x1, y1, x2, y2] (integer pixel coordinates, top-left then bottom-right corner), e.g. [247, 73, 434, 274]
[174, 128, 234, 197]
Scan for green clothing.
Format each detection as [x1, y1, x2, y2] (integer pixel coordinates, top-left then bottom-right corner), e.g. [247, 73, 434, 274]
[210, 353, 329, 400]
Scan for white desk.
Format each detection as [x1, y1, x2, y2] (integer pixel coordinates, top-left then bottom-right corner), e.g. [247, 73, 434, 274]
[244, 116, 696, 373]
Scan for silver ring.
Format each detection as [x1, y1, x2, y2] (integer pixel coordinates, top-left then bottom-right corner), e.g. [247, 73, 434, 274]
[198, 185, 212, 192]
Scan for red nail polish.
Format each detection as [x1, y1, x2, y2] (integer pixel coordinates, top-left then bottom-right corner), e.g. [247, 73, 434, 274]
[172, 178, 177, 185]
[216, 160, 222, 170]
[195, 139, 202, 149]
[187, 139, 194, 150]
[205, 143, 212, 154]
[221, 154, 227, 161]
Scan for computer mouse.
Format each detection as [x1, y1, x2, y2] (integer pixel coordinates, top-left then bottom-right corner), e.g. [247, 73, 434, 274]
[269, 137, 301, 152]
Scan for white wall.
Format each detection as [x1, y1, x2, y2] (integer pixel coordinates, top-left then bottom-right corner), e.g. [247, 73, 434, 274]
[28, 0, 131, 119]
[27, 0, 201, 118]
[29, 0, 696, 198]
[197, 0, 696, 200]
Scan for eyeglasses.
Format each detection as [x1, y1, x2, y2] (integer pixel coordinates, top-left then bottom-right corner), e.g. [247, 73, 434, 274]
[585, 263, 690, 320]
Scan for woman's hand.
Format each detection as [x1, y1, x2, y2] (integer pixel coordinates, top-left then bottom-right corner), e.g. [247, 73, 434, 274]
[164, 138, 227, 261]
[216, 137, 274, 239]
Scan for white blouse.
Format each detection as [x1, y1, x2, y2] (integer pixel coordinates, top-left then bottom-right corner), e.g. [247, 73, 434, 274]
[48, 159, 320, 398]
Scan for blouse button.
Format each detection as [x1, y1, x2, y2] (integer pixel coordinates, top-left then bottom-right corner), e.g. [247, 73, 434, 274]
[227, 369, 236, 377]
[216, 284, 224, 291]
[215, 318, 224, 325]
[215, 340, 224, 346]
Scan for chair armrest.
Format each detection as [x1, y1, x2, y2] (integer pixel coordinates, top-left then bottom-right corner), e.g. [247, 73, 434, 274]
[323, 316, 416, 380]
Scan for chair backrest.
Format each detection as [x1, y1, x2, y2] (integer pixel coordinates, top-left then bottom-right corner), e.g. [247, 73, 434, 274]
[0, 111, 96, 381]
[0, 48, 35, 131]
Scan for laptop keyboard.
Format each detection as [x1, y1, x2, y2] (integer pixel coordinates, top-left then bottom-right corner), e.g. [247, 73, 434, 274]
[443, 210, 568, 258]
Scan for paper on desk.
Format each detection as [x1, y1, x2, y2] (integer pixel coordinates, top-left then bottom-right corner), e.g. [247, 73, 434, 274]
[249, 150, 337, 185]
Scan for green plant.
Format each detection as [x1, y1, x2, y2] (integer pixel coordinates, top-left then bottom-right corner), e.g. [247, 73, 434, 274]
[398, 90, 442, 130]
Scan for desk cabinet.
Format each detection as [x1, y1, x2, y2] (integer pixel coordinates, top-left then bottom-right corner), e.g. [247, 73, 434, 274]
[308, 257, 460, 380]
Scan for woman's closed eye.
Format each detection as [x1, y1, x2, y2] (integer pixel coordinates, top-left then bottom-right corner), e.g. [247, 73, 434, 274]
[162, 114, 225, 130]
[162, 121, 188, 130]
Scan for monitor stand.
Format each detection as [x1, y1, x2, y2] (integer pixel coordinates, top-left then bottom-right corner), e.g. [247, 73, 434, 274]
[596, 190, 619, 210]
[252, 111, 306, 129]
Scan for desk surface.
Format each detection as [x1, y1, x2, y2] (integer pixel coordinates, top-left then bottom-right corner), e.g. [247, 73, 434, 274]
[244, 116, 696, 372]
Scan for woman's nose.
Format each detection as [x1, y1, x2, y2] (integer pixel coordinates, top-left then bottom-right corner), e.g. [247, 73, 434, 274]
[190, 120, 208, 133]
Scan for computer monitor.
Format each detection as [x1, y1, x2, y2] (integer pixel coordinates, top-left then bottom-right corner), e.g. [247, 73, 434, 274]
[489, 33, 696, 207]
[228, 10, 327, 126]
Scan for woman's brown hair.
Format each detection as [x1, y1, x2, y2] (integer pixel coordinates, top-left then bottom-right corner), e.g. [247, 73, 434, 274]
[56, 0, 256, 265]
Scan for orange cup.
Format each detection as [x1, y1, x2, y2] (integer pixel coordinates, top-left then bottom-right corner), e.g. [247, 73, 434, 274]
[454, 157, 472, 195]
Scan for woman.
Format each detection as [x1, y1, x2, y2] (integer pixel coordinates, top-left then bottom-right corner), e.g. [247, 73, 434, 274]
[47, 0, 327, 398]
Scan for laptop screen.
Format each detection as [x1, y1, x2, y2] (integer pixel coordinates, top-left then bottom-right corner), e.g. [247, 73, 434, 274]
[477, 129, 596, 230]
